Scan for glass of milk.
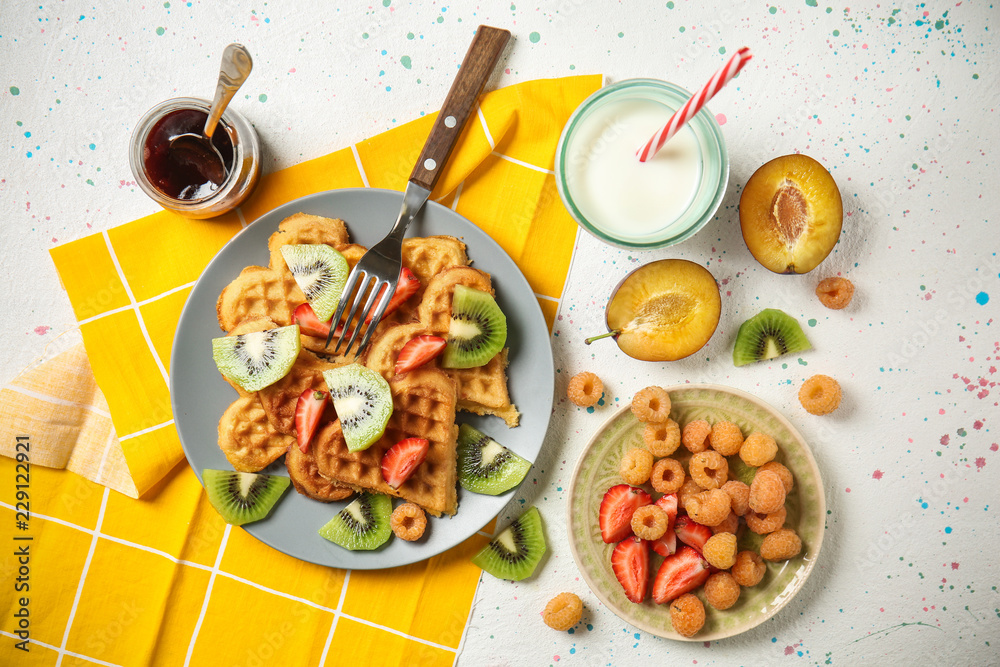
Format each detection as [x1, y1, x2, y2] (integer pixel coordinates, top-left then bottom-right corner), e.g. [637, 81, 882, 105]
[555, 79, 729, 248]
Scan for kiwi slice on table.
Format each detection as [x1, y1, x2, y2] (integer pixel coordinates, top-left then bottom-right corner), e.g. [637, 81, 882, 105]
[318, 492, 393, 550]
[280, 244, 349, 322]
[457, 424, 531, 495]
[212, 324, 301, 392]
[442, 285, 507, 369]
[202, 469, 290, 526]
[322, 364, 392, 452]
[472, 506, 546, 581]
[732, 308, 812, 367]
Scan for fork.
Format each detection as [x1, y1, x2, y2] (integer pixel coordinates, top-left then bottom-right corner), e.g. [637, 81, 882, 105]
[326, 25, 511, 355]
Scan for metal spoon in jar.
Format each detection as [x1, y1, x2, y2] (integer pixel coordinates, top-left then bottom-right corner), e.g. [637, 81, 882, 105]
[168, 43, 253, 193]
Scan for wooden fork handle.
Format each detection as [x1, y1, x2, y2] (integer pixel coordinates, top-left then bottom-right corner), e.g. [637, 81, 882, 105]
[409, 25, 510, 192]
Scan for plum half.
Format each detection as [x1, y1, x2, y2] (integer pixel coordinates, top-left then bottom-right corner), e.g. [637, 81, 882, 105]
[586, 259, 722, 361]
[739, 154, 843, 274]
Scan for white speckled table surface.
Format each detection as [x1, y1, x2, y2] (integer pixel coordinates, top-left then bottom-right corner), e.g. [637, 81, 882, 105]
[2, 1, 996, 665]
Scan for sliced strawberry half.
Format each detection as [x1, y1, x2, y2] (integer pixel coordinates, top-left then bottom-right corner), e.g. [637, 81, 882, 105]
[652, 546, 711, 604]
[395, 335, 447, 375]
[599, 484, 652, 544]
[380, 267, 420, 318]
[611, 536, 649, 603]
[674, 515, 713, 554]
[294, 389, 329, 453]
[294, 303, 332, 338]
[650, 494, 678, 557]
[381, 437, 430, 488]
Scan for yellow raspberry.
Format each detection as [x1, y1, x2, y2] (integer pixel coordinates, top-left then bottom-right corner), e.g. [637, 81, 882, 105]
[677, 478, 705, 511]
[732, 550, 766, 586]
[711, 512, 739, 535]
[669, 593, 705, 638]
[721, 480, 750, 516]
[710, 421, 744, 456]
[650, 457, 686, 494]
[631, 504, 668, 541]
[542, 592, 583, 631]
[567, 371, 603, 407]
[702, 532, 737, 569]
[390, 503, 427, 541]
[760, 528, 802, 561]
[759, 461, 794, 493]
[643, 419, 681, 457]
[685, 489, 731, 527]
[798, 374, 842, 415]
[816, 276, 854, 310]
[749, 469, 786, 514]
[746, 506, 787, 535]
[631, 386, 671, 423]
[682, 419, 712, 453]
[739, 432, 778, 466]
[703, 572, 741, 610]
[689, 450, 729, 489]
[619, 447, 654, 485]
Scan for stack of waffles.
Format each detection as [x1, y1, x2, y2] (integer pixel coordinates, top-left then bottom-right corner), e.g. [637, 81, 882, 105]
[213, 213, 520, 516]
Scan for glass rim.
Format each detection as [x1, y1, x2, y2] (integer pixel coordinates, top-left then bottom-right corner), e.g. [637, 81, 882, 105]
[555, 78, 730, 250]
[129, 96, 247, 209]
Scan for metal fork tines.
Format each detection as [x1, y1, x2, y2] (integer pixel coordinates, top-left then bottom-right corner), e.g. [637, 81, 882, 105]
[326, 182, 431, 355]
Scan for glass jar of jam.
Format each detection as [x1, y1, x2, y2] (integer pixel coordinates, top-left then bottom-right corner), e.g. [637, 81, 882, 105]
[129, 97, 260, 218]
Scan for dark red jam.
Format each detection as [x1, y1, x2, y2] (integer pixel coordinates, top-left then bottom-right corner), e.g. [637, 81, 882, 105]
[142, 108, 235, 200]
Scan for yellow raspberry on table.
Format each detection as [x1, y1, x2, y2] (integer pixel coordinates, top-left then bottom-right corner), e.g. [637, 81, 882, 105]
[682, 419, 712, 453]
[567, 371, 604, 408]
[798, 374, 842, 415]
[816, 276, 854, 310]
[669, 593, 705, 638]
[732, 550, 766, 586]
[760, 527, 802, 561]
[710, 420, 744, 456]
[739, 432, 778, 466]
[631, 386, 672, 423]
[749, 469, 786, 514]
[704, 571, 741, 610]
[619, 447, 654, 485]
[702, 532, 737, 569]
[542, 592, 584, 631]
[689, 450, 729, 489]
[643, 419, 681, 457]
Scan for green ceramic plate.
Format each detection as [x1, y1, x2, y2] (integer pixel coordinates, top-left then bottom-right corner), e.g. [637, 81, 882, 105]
[567, 384, 825, 641]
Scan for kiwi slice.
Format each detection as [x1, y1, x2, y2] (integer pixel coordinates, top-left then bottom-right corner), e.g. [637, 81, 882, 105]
[318, 492, 392, 550]
[471, 506, 546, 581]
[732, 308, 812, 367]
[280, 244, 349, 322]
[442, 285, 507, 369]
[457, 424, 531, 495]
[212, 324, 301, 391]
[322, 364, 392, 452]
[202, 469, 290, 525]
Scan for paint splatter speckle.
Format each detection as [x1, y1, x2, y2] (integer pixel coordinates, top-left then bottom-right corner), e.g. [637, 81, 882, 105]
[529, 31, 540, 43]
[33, 326, 50, 335]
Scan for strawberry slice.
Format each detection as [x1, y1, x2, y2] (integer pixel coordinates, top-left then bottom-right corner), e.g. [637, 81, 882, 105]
[381, 437, 430, 488]
[652, 546, 711, 604]
[650, 494, 678, 557]
[294, 303, 332, 338]
[599, 484, 652, 544]
[294, 389, 329, 453]
[394, 335, 447, 375]
[611, 536, 649, 603]
[380, 267, 420, 317]
[674, 515, 713, 553]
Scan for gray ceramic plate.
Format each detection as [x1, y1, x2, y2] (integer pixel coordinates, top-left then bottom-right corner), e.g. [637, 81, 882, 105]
[567, 384, 825, 641]
[171, 188, 554, 570]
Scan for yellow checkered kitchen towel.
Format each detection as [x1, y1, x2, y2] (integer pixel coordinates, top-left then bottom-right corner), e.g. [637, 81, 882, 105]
[0, 74, 601, 665]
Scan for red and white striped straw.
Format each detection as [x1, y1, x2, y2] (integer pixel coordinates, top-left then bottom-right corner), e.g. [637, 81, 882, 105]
[636, 46, 753, 163]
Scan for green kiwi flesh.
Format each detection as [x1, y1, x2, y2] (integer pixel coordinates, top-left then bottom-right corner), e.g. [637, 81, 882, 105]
[280, 244, 349, 321]
[457, 424, 531, 495]
[212, 324, 301, 391]
[322, 364, 392, 452]
[202, 469, 290, 526]
[471, 506, 546, 581]
[732, 308, 812, 367]
[442, 285, 507, 369]
[318, 492, 392, 550]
